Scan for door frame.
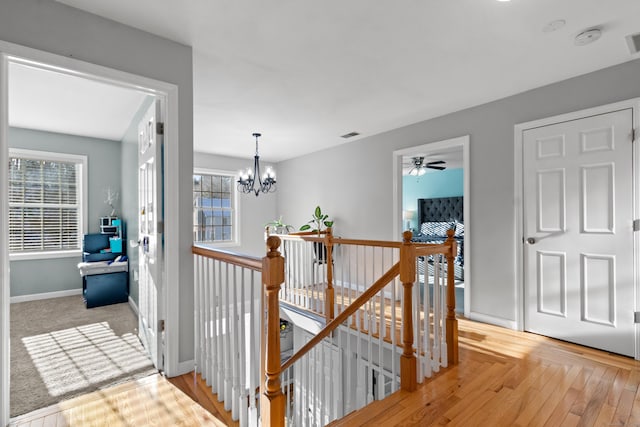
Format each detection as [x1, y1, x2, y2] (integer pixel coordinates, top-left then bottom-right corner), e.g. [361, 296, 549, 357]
[0, 39, 181, 424]
[513, 98, 640, 360]
[392, 135, 471, 317]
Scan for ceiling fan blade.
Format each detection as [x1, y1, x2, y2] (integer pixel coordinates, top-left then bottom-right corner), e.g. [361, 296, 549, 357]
[426, 160, 446, 166]
[427, 165, 446, 170]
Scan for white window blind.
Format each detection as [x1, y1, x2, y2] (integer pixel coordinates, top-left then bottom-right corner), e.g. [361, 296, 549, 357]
[8, 149, 85, 255]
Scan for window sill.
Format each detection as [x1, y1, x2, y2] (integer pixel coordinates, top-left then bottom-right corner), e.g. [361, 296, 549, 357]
[10, 250, 82, 261]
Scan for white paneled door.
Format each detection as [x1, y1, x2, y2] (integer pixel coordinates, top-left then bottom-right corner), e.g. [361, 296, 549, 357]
[523, 108, 635, 357]
[138, 100, 164, 370]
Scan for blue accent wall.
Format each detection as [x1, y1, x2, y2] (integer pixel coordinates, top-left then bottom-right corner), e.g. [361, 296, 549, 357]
[403, 168, 463, 230]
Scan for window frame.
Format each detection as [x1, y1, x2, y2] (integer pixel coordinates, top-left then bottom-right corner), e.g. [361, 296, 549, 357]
[193, 167, 240, 247]
[8, 148, 88, 261]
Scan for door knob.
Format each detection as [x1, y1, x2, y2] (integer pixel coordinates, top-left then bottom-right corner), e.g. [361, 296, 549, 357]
[527, 237, 536, 244]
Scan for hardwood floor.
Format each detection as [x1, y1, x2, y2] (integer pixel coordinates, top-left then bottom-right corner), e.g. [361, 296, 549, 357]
[168, 372, 239, 427]
[329, 318, 640, 426]
[9, 318, 639, 426]
[8, 374, 227, 427]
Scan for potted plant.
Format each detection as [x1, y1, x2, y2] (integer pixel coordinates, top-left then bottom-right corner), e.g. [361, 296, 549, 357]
[299, 206, 334, 235]
[265, 216, 294, 234]
[300, 206, 334, 263]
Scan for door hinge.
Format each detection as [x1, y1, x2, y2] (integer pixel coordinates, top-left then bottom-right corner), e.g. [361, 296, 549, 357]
[156, 122, 164, 136]
[635, 312, 640, 324]
[160, 319, 165, 332]
[632, 128, 637, 143]
[634, 219, 640, 232]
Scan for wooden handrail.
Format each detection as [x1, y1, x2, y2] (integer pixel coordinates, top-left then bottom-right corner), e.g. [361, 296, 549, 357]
[278, 233, 403, 249]
[399, 231, 417, 392]
[261, 236, 286, 426]
[280, 262, 400, 373]
[194, 229, 458, 425]
[445, 229, 459, 365]
[325, 228, 335, 320]
[414, 242, 454, 257]
[192, 245, 262, 271]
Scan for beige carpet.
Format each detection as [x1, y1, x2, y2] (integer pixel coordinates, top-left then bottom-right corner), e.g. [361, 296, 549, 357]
[10, 295, 157, 417]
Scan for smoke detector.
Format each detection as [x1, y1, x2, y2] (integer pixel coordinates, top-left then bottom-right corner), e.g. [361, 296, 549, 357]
[574, 28, 602, 46]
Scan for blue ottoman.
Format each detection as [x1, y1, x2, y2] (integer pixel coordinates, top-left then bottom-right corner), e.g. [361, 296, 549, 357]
[78, 260, 129, 308]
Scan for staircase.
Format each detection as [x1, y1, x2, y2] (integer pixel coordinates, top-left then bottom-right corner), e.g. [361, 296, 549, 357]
[192, 228, 459, 426]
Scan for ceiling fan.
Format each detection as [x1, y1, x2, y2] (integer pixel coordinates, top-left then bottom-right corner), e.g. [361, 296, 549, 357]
[406, 156, 446, 176]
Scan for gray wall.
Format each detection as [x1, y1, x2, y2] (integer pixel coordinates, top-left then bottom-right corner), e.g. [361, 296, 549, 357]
[121, 97, 154, 306]
[0, 0, 194, 367]
[194, 152, 277, 257]
[9, 128, 121, 297]
[276, 58, 640, 325]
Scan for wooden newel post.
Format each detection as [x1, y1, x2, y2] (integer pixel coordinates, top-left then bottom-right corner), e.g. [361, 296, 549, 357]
[325, 227, 335, 321]
[261, 236, 285, 427]
[445, 229, 459, 365]
[399, 230, 417, 392]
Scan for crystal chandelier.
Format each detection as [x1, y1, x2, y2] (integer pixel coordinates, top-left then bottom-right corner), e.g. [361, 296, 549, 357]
[237, 133, 276, 196]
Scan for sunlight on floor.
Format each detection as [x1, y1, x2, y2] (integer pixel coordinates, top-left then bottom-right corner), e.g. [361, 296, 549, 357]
[22, 321, 153, 396]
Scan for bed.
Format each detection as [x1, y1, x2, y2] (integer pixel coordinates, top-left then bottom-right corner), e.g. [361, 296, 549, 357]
[412, 196, 464, 280]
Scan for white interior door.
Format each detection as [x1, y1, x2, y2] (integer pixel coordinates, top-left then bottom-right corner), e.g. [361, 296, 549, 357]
[523, 108, 635, 357]
[138, 99, 164, 369]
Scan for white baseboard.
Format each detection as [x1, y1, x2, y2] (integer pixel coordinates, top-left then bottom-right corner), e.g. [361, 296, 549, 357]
[128, 296, 139, 315]
[467, 311, 517, 330]
[173, 360, 195, 377]
[10, 288, 82, 304]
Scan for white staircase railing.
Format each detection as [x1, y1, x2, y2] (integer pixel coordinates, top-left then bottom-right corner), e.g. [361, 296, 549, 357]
[193, 229, 458, 427]
[193, 247, 262, 427]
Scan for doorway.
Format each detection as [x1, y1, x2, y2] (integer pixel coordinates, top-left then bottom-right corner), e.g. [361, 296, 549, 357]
[393, 135, 470, 316]
[0, 43, 179, 425]
[515, 99, 640, 359]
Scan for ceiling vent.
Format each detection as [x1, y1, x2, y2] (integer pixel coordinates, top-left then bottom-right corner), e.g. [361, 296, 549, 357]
[340, 131, 360, 139]
[626, 32, 640, 54]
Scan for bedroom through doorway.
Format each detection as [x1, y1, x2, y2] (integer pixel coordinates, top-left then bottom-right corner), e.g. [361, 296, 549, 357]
[393, 135, 470, 317]
[6, 59, 156, 419]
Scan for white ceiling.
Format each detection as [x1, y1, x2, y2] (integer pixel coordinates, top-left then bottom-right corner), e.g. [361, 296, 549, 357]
[24, 0, 640, 160]
[9, 62, 149, 142]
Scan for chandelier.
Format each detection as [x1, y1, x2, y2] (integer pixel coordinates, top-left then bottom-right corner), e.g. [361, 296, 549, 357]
[237, 133, 276, 196]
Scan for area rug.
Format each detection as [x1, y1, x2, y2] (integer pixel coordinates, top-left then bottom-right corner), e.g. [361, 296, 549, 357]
[10, 295, 157, 417]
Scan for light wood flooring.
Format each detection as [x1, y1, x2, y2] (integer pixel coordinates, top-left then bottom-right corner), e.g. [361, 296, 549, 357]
[330, 318, 640, 426]
[8, 374, 227, 427]
[9, 318, 640, 426]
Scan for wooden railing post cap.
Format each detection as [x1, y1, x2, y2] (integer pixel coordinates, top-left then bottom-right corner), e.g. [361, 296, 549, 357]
[266, 235, 281, 257]
[402, 230, 413, 243]
[446, 228, 455, 239]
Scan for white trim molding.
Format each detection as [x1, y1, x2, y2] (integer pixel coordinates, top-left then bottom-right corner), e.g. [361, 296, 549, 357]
[514, 98, 640, 361]
[0, 51, 10, 427]
[128, 296, 139, 316]
[175, 360, 195, 377]
[10, 288, 82, 304]
[0, 38, 182, 424]
[468, 311, 518, 330]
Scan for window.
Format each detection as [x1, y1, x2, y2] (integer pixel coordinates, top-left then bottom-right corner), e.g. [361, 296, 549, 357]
[193, 169, 238, 245]
[8, 149, 87, 259]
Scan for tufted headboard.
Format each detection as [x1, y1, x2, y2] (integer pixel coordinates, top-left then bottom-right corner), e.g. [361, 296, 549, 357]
[417, 196, 464, 224]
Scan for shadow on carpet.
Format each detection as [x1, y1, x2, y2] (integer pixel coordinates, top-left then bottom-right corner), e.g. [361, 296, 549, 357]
[10, 295, 157, 417]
